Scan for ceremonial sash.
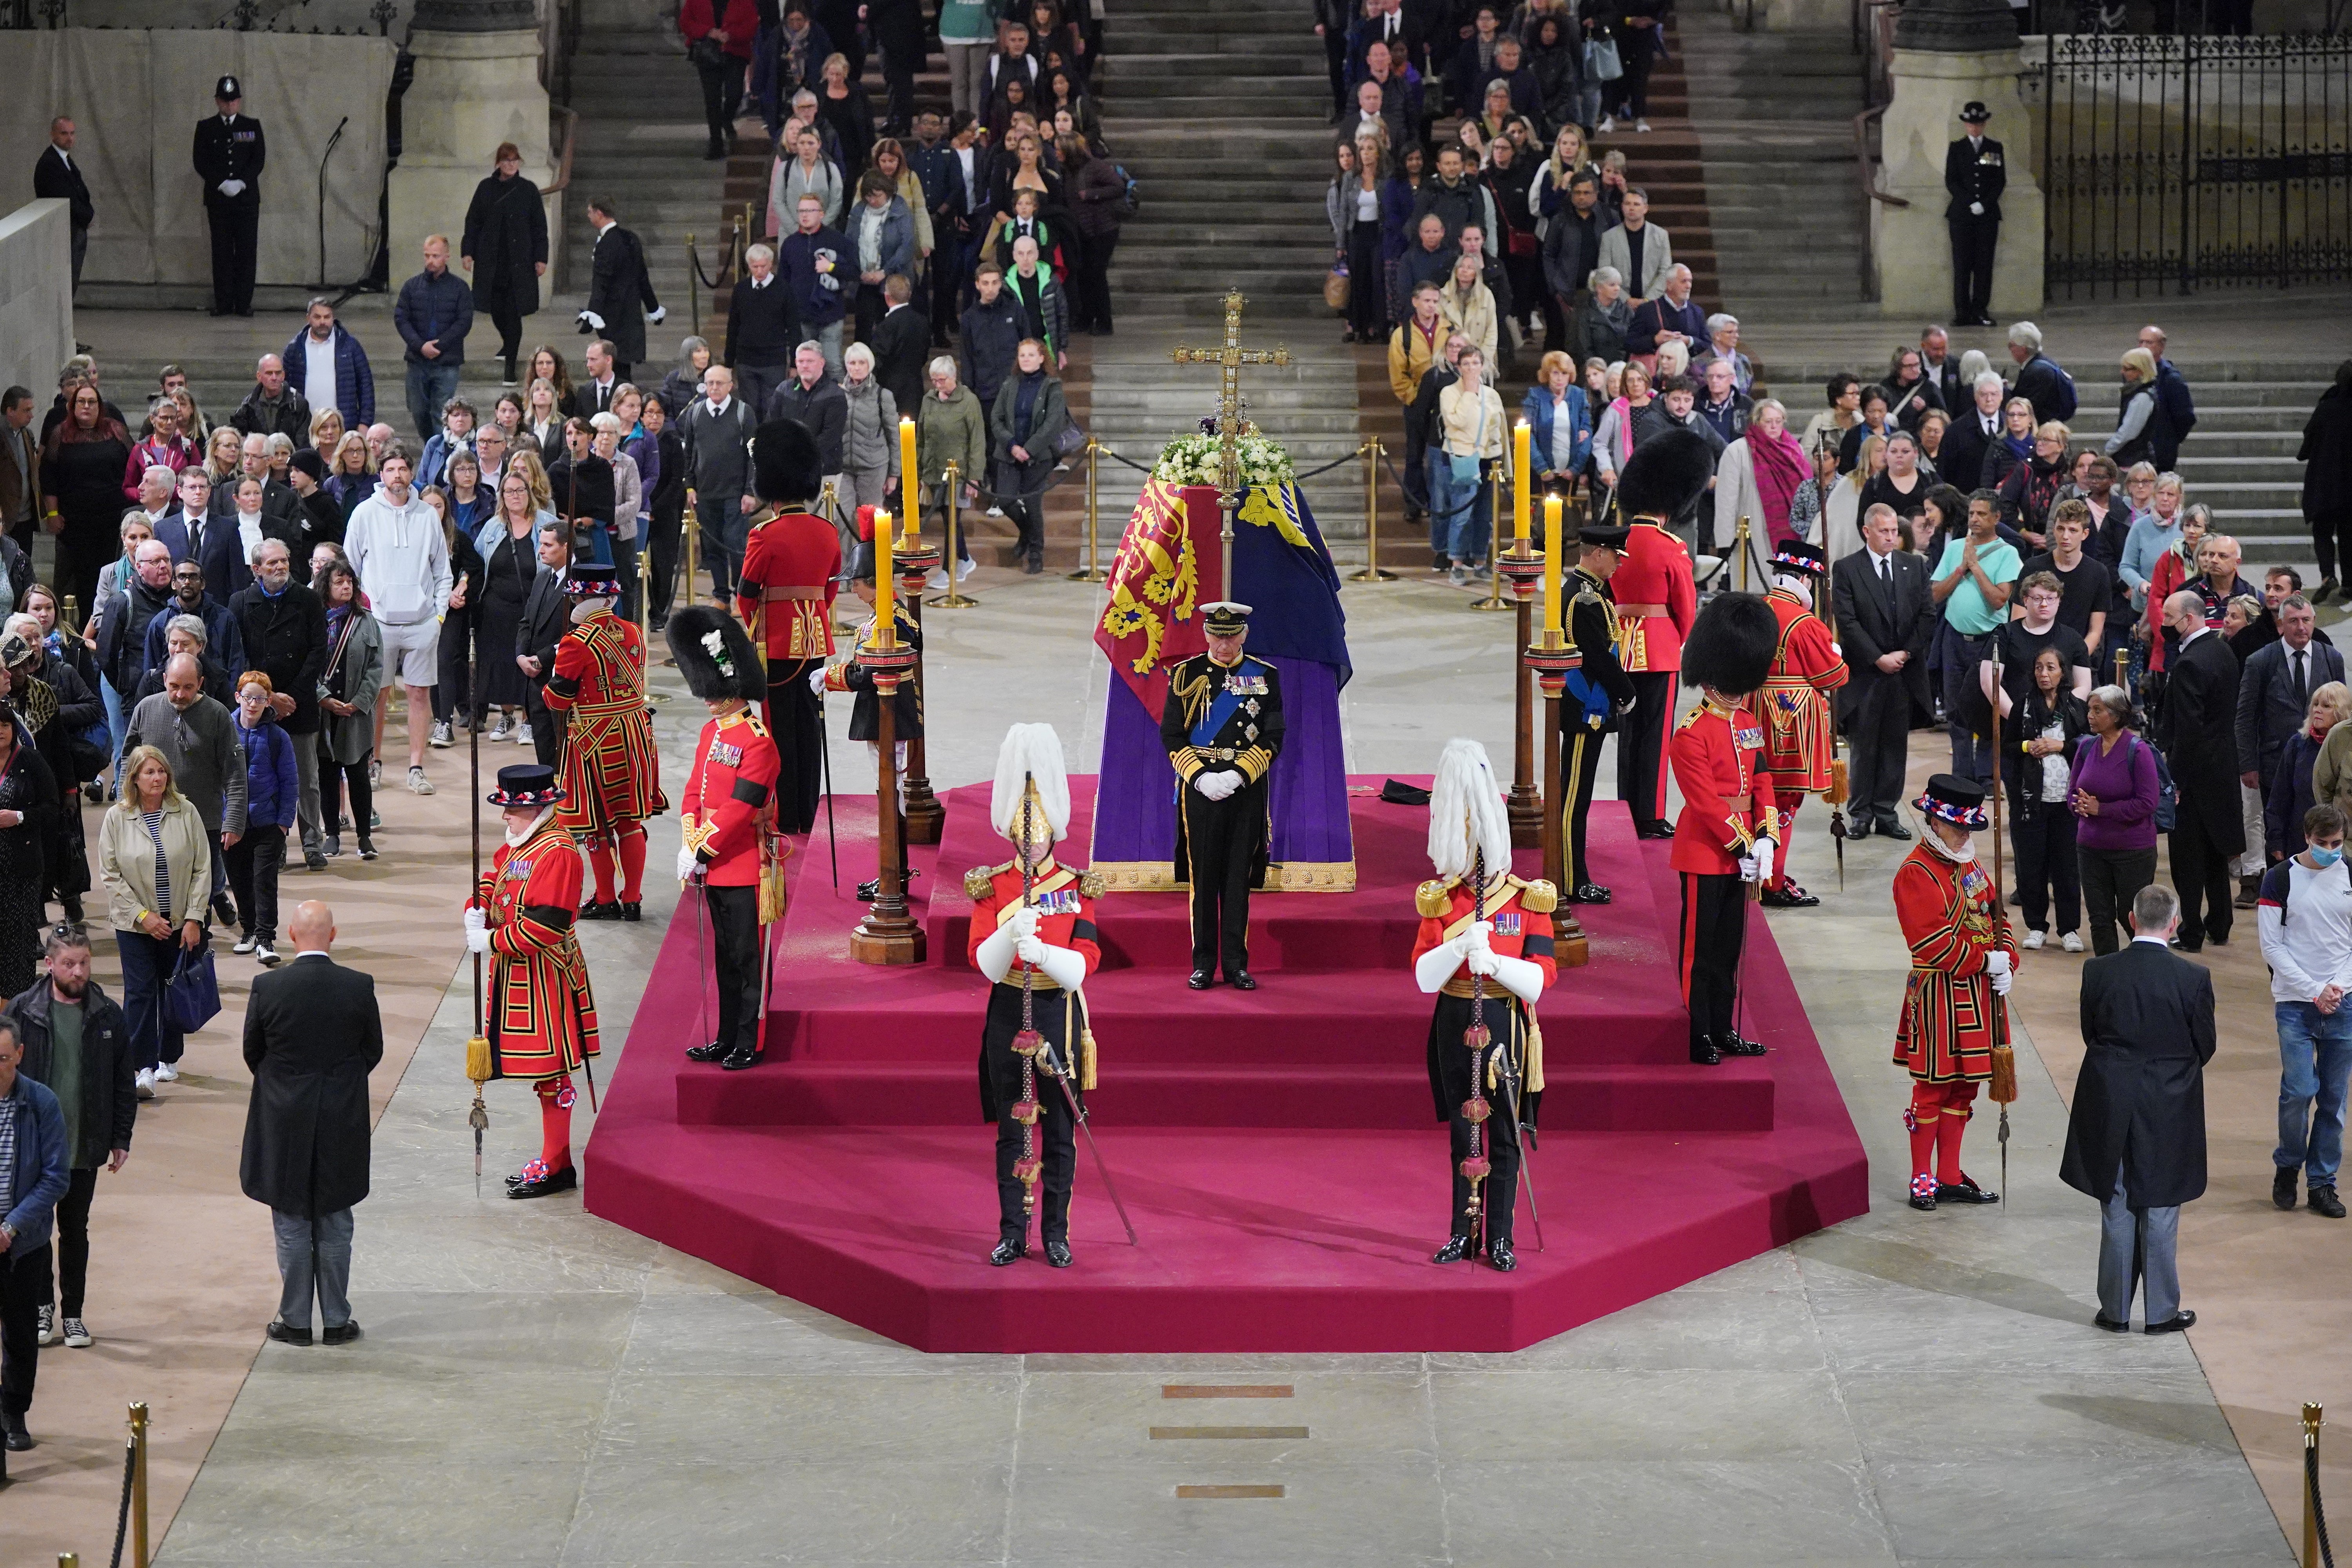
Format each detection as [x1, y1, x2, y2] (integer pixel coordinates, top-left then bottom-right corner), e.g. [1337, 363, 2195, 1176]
[1190, 681, 1249, 748]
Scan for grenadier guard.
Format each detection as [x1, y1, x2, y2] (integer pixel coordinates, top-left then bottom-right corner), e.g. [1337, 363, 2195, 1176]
[819, 528, 922, 901]
[1161, 601, 1284, 990]
[966, 724, 1104, 1269]
[462, 763, 600, 1199]
[541, 561, 667, 920]
[1413, 738, 1559, 1272]
[1757, 540, 1850, 910]
[734, 418, 840, 834]
[670, 606, 784, 1072]
[1669, 592, 1782, 1067]
[1610, 430, 1709, 840]
[1895, 773, 2015, 1211]
[1560, 522, 1637, 903]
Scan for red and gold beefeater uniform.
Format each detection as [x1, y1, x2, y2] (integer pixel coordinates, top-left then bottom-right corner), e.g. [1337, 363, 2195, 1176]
[544, 604, 666, 907]
[477, 818, 600, 1082]
[1612, 519, 1699, 834]
[1758, 587, 1849, 894]
[736, 506, 841, 836]
[1669, 695, 1781, 1051]
[966, 856, 1105, 1246]
[1892, 840, 2018, 1199]
[683, 705, 784, 1061]
[1412, 872, 1558, 1249]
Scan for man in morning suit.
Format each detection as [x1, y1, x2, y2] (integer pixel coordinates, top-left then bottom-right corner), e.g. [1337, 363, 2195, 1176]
[2062, 881, 2214, 1333]
[1945, 100, 2004, 328]
[517, 520, 572, 771]
[240, 901, 382, 1346]
[1163, 602, 1284, 990]
[2158, 589, 2243, 949]
[577, 200, 663, 383]
[1831, 503, 1935, 837]
[1561, 522, 1637, 903]
[193, 76, 266, 318]
[33, 117, 94, 294]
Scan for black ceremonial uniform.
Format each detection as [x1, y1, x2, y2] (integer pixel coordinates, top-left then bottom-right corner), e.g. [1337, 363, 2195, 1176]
[1944, 129, 2005, 326]
[1561, 564, 1637, 898]
[193, 109, 266, 317]
[824, 602, 924, 742]
[1161, 651, 1284, 983]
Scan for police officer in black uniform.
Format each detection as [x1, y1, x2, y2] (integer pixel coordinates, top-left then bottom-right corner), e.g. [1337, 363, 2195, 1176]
[1160, 602, 1285, 991]
[1944, 100, 2004, 330]
[193, 75, 267, 318]
[1561, 521, 1638, 904]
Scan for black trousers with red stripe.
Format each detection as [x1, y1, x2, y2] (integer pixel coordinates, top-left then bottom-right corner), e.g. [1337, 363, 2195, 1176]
[1680, 871, 1748, 1046]
[1618, 672, 1675, 834]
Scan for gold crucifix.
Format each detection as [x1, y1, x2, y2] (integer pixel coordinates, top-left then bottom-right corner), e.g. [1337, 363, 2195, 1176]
[1171, 289, 1289, 603]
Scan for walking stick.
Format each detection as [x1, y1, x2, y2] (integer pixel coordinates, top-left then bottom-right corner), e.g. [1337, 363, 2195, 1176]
[1820, 591, 1849, 891]
[816, 686, 838, 889]
[1988, 646, 2017, 1203]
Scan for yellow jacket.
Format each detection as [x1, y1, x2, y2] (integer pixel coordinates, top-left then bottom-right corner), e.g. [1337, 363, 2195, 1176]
[1388, 316, 1442, 406]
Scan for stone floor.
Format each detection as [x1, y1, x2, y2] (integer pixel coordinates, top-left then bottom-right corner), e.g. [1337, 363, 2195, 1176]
[91, 576, 2292, 1568]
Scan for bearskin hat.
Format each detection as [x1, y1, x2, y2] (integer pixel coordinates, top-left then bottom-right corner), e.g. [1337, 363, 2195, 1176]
[1615, 426, 1716, 523]
[664, 604, 766, 702]
[753, 417, 823, 505]
[1681, 592, 1779, 697]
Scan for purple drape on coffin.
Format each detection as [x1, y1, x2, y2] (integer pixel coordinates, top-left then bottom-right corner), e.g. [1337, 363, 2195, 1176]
[1094, 654, 1354, 868]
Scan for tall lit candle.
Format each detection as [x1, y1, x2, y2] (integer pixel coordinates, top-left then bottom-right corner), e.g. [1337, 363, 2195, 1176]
[873, 508, 895, 648]
[898, 417, 919, 541]
[1513, 418, 1532, 543]
[1544, 493, 1564, 635]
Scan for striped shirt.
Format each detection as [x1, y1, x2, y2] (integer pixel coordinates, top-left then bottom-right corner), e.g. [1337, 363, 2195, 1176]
[143, 809, 170, 917]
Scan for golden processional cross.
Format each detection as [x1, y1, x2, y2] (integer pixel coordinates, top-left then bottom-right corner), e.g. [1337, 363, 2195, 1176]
[1171, 289, 1289, 603]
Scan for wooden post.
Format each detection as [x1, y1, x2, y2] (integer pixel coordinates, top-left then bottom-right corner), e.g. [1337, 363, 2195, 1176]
[1508, 588, 1542, 846]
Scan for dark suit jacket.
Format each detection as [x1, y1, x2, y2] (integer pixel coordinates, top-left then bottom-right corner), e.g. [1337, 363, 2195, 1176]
[2158, 629, 2244, 850]
[155, 510, 265, 599]
[2237, 635, 2347, 784]
[1938, 410, 2000, 494]
[1832, 546, 1935, 716]
[2061, 940, 2214, 1209]
[870, 303, 930, 423]
[33, 145, 94, 230]
[519, 563, 566, 709]
[239, 953, 383, 1217]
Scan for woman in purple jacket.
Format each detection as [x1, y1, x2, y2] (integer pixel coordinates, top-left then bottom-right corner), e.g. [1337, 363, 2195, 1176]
[229, 671, 300, 965]
[2068, 683, 2164, 956]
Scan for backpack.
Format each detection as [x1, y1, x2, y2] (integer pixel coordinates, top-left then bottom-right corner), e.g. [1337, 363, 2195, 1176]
[2260, 853, 2350, 927]
[2040, 355, 2079, 421]
[2077, 731, 2173, 832]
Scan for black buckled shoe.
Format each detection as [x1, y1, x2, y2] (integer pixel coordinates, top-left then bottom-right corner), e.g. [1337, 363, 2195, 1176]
[1718, 1032, 1767, 1056]
[2312, 1184, 2347, 1219]
[1187, 970, 1216, 990]
[1044, 1239, 1073, 1268]
[1637, 822, 1677, 840]
[507, 1161, 579, 1200]
[857, 867, 922, 901]
[989, 1237, 1027, 1266]
[1227, 971, 1258, 991]
[685, 1040, 732, 1063]
[579, 901, 623, 922]
[1760, 884, 1821, 909]
[2276, 1166, 2300, 1209]
[1431, 1234, 1472, 1264]
[1935, 1174, 2000, 1205]
[721, 1042, 762, 1071]
[1571, 883, 1612, 904]
[1690, 1036, 1722, 1066]
[1487, 1238, 1517, 1272]
[620, 902, 642, 922]
[1908, 1174, 1937, 1211]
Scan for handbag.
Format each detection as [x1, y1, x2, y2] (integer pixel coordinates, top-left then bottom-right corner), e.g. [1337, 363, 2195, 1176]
[1584, 34, 1623, 82]
[1055, 417, 1087, 460]
[687, 34, 726, 69]
[1323, 264, 1351, 311]
[164, 938, 222, 1033]
[1447, 396, 1494, 486]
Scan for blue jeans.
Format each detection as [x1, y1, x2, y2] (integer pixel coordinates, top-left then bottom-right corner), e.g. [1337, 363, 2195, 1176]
[405, 360, 463, 445]
[1426, 451, 1491, 565]
[99, 673, 125, 789]
[1936, 620, 1994, 783]
[115, 926, 186, 1069]
[2276, 1000, 2352, 1185]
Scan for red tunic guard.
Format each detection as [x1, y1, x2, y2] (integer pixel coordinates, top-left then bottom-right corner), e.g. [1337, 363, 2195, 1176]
[543, 601, 667, 911]
[478, 818, 600, 1081]
[1892, 833, 2018, 1205]
[682, 706, 782, 887]
[735, 505, 841, 835]
[1611, 520, 1699, 835]
[1669, 693, 1780, 1060]
[1758, 584, 1849, 902]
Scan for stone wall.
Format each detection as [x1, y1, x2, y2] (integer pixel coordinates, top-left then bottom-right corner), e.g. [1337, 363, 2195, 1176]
[0, 201, 76, 402]
[0, 29, 394, 298]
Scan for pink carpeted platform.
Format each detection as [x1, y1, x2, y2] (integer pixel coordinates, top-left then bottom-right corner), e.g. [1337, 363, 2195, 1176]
[584, 778, 1870, 1352]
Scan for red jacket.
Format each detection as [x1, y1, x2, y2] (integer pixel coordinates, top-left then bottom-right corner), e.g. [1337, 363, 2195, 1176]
[965, 857, 1104, 987]
[1610, 520, 1697, 674]
[475, 819, 599, 1080]
[1410, 874, 1561, 992]
[1669, 695, 1779, 876]
[679, 0, 759, 59]
[737, 508, 840, 661]
[1759, 588, 1849, 792]
[1891, 842, 2016, 1081]
[682, 706, 780, 887]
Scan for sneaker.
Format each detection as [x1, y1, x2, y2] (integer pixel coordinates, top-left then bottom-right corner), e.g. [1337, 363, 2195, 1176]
[429, 720, 454, 749]
[2061, 931, 2085, 953]
[1449, 563, 1470, 586]
[985, 505, 1005, 519]
[61, 1318, 91, 1349]
[1598, 115, 1615, 132]
[516, 723, 533, 746]
[233, 931, 258, 955]
[1635, 118, 1651, 132]
[256, 938, 281, 966]
[368, 759, 381, 787]
[135, 1068, 156, 1099]
[408, 766, 435, 795]
[486, 715, 514, 743]
[34, 1306, 54, 1347]
[305, 849, 329, 872]
[155, 1062, 180, 1083]
[2022, 929, 2045, 950]
[358, 839, 379, 861]
[370, 809, 382, 829]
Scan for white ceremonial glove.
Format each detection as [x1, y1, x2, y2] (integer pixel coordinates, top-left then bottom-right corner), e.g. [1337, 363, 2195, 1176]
[463, 906, 486, 935]
[1466, 947, 1501, 978]
[1464, 919, 1495, 954]
[648, 305, 668, 324]
[577, 310, 606, 331]
[1737, 852, 1761, 882]
[218, 179, 246, 198]
[1753, 836, 1778, 887]
[1990, 965, 2013, 996]
[1969, 201, 1984, 216]
[1985, 950, 2012, 981]
[1194, 770, 1237, 800]
[677, 846, 701, 882]
[1009, 906, 1041, 939]
[1220, 769, 1246, 796]
[1015, 933, 1047, 965]
[808, 663, 829, 696]
[465, 924, 492, 955]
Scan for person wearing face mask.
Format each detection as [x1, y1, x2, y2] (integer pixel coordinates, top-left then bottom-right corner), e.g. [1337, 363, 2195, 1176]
[1892, 772, 2016, 1211]
[2257, 803, 2352, 1220]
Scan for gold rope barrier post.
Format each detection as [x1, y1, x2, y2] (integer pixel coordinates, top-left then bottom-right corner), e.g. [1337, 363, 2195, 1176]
[682, 487, 700, 610]
[1469, 462, 1511, 611]
[1737, 512, 1751, 593]
[129, 1401, 150, 1568]
[1069, 438, 1108, 582]
[1348, 436, 1394, 583]
[931, 459, 978, 608]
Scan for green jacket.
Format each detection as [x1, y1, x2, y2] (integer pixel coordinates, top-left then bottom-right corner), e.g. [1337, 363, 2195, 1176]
[916, 385, 988, 502]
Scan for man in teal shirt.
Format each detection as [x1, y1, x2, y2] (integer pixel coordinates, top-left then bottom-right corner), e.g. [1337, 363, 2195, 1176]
[1932, 488, 2021, 782]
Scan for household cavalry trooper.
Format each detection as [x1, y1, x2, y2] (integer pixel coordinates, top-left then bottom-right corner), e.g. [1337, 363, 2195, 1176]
[1559, 520, 1637, 903]
[463, 763, 600, 1199]
[819, 526, 922, 902]
[734, 417, 840, 835]
[1895, 772, 2015, 1212]
[1756, 539, 1850, 910]
[966, 723, 1104, 1269]
[1412, 737, 1559, 1272]
[1668, 591, 1781, 1067]
[669, 605, 784, 1073]
[1160, 601, 1284, 991]
[541, 560, 667, 920]
[1608, 428, 1708, 841]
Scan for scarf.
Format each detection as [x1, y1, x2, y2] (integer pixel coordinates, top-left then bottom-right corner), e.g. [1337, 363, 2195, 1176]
[1748, 426, 1809, 545]
[2000, 426, 2033, 463]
